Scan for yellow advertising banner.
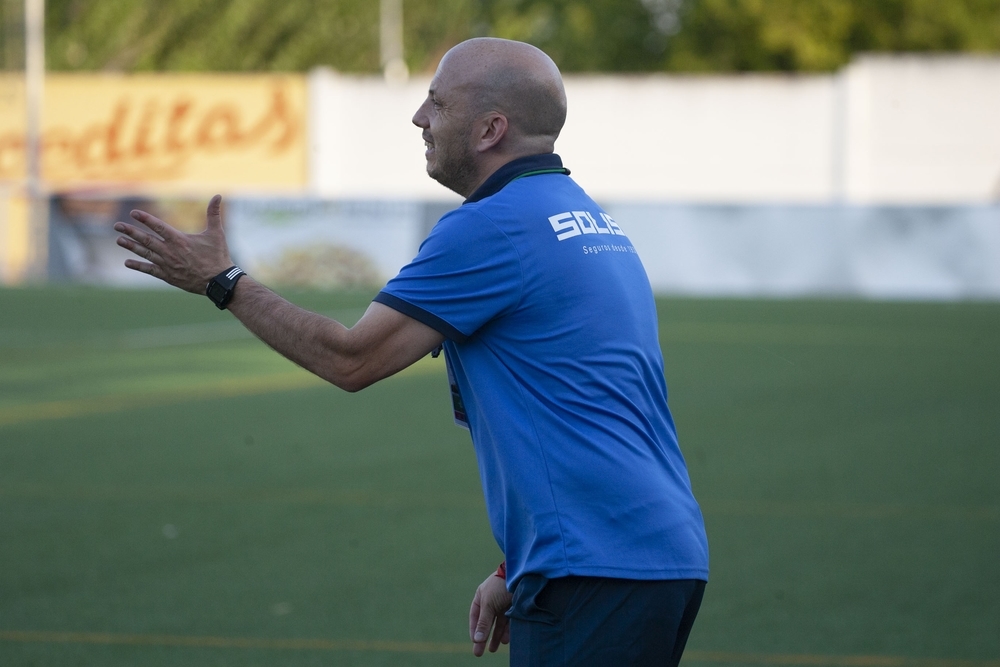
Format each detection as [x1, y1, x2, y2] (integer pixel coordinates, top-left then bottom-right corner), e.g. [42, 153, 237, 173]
[0, 73, 307, 192]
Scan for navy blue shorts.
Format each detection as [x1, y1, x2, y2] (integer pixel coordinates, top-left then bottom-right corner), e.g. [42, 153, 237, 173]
[507, 575, 706, 667]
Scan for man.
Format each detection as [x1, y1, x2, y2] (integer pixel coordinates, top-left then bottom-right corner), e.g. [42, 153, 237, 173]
[114, 38, 708, 666]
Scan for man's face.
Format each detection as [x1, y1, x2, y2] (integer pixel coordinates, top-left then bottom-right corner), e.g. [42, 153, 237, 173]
[412, 65, 480, 197]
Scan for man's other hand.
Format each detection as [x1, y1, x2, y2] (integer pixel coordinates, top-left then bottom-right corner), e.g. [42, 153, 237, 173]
[114, 194, 233, 294]
[469, 569, 513, 657]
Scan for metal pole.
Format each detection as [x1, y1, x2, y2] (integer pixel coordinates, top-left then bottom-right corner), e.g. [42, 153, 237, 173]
[25, 0, 45, 280]
[379, 0, 408, 83]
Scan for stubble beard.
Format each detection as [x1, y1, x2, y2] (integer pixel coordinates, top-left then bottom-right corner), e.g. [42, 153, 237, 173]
[428, 132, 480, 198]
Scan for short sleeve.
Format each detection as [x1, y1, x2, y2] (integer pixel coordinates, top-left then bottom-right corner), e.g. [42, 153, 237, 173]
[374, 208, 522, 342]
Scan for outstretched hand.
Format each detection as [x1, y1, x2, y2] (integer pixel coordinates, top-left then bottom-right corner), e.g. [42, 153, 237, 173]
[114, 194, 234, 294]
[469, 570, 513, 657]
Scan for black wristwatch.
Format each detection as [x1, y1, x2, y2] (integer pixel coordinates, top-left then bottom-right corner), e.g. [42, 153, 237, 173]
[206, 265, 246, 310]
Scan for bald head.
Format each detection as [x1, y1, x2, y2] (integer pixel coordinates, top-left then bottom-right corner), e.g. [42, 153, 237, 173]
[439, 38, 567, 148]
[413, 38, 567, 196]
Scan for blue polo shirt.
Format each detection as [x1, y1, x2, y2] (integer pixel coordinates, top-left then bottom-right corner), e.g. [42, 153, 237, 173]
[375, 154, 708, 588]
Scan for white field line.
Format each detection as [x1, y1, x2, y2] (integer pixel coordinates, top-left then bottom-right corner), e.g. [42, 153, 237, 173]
[0, 355, 443, 428]
[0, 630, 996, 667]
[0, 484, 994, 522]
[2, 318, 971, 351]
[117, 320, 252, 348]
[0, 629, 473, 654]
[0, 308, 368, 350]
[658, 322, 971, 347]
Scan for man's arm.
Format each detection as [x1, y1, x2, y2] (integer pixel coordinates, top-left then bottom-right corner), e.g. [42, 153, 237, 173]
[227, 282, 443, 391]
[114, 195, 444, 392]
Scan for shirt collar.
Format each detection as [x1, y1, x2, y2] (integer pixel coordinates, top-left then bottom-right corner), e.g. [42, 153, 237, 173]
[464, 153, 570, 204]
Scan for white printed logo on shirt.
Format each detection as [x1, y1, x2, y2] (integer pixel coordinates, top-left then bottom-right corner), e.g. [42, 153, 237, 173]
[548, 211, 624, 240]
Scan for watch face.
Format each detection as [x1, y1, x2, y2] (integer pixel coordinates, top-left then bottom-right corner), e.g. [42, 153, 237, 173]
[207, 281, 228, 303]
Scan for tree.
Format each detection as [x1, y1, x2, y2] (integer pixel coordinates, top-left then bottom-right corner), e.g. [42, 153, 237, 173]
[481, 0, 1000, 72]
[2, 0, 997, 74]
[43, 0, 381, 72]
[660, 0, 1000, 72]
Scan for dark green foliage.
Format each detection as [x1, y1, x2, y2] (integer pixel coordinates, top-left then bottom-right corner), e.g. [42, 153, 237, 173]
[475, 0, 660, 73]
[42, 0, 381, 72]
[481, 0, 1000, 72]
[1, 0, 998, 74]
[36, 0, 475, 74]
[663, 0, 1000, 72]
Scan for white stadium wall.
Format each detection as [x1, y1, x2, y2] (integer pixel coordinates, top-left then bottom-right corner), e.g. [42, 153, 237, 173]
[558, 75, 839, 203]
[308, 68, 459, 201]
[840, 56, 1000, 204]
[307, 55, 1000, 205]
[611, 203, 1000, 299]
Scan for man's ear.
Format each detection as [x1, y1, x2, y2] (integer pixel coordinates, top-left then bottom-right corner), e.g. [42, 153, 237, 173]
[475, 112, 509, 153]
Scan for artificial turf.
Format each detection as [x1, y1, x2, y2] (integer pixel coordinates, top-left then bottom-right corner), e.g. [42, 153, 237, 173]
[0, 286, 997, 666]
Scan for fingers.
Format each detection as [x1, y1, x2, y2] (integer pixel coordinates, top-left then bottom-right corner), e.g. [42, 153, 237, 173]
[206, 194, 223, 231]
[114, 221, 168, 257]
[115, 230, 165, 264]
[129, 208, 180, 240]
[124, 258, 162, 278]
[472, 599, 495, 657]
[469, 590, 481, 642]
[489, 613, 508, 653]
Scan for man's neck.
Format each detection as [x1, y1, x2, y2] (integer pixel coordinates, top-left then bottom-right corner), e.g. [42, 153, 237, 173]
[463, 149, 554, 198]
[463, 153, 566, 204]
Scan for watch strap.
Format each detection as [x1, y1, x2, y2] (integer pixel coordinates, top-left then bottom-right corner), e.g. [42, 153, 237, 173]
[206, 265, 246, 309]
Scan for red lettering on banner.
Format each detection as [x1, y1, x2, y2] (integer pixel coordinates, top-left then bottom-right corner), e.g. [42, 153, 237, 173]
[0, 82, 302, 184]
[196, 105, 242, 150]
[132, 100, 158, 157]
[164, 99, 194, 155]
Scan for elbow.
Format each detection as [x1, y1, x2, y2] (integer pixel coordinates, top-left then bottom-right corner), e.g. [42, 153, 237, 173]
[323, 359, 377, 393]
[313, 333, 386, 393]
[338, 376, 372, 393]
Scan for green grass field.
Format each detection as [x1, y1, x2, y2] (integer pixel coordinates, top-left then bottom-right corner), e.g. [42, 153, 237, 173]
[1, 286, 997, 666]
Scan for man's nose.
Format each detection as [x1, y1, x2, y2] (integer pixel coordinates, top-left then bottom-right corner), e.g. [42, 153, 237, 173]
[412, 101, 430, 128]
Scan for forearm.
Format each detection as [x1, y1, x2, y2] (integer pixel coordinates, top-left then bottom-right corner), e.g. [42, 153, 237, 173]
[225, 277, 363, 390]
[113, 199, 441, 390]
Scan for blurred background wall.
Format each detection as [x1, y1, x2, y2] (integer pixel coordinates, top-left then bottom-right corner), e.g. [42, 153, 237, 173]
[310, 55, 1000, 204]
[0, 0, 998, 297]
